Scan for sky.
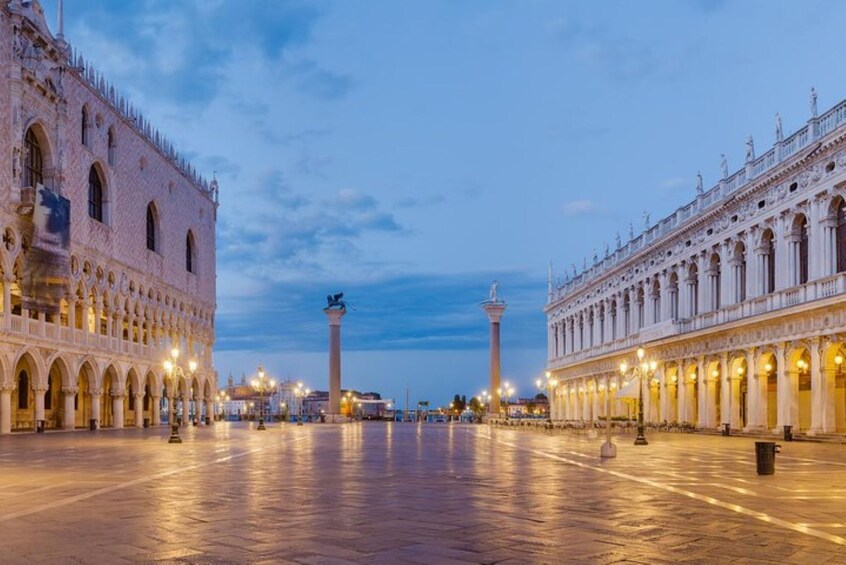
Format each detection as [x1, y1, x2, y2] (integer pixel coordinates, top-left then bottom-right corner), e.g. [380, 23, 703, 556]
[42, 0, 846, 407]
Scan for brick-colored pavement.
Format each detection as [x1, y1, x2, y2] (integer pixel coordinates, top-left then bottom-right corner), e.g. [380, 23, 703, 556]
[3, 422, 846, 563]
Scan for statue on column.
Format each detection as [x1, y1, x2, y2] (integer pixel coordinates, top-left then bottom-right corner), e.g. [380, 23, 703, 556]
[745, 135, 755, 163]
[696, 171, 703, 195]
[720, 154, 729, 178]
[775, 112, 783, 141]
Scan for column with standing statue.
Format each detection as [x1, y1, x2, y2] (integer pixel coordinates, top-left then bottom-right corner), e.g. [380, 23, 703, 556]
[482, 281, 506, 418]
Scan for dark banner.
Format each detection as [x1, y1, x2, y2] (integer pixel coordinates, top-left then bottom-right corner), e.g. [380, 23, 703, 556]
[23, 185, 70, 314]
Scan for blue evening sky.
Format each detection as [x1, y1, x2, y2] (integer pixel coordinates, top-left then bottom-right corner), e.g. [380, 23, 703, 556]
[45, 0, 846, 406]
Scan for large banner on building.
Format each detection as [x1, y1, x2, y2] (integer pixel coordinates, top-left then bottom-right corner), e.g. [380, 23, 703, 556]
[23, 185, 70, 315]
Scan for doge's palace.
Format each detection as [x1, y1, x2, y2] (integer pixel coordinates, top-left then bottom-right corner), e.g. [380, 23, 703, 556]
[0, 1, 218, 433]
[546, 89, 846, 438]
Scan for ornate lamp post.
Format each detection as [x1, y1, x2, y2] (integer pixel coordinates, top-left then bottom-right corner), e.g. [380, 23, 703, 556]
[215, 391, 229, 421]
[162, 348, 197, 444]
[619, 347, 658, 446]
[536, 371, 558, 421]
[497, 381, 515, 419]
[251, 365, 275, 431]
[294, 382, 311, 425]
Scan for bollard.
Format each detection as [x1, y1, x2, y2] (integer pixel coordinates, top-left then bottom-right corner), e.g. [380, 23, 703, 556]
[755, 441, 777, 475]
[36, 420, 45, 433]
[143, 418, 150, 428]
[783, 425, 793, 442]
[722, 423, 730, 436]
[89, 418, 97, 431]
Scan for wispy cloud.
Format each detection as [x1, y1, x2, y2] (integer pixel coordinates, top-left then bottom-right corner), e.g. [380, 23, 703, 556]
[562, 199, 603, 216]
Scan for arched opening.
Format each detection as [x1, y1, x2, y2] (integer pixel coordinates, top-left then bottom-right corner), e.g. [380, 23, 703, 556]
[107, 126, 116, 166]
[45, 363, 62, 429]
[835, 197, 846, 274]
[11, 354, 38, 431]
[144, 372, 155, 425]
[707, 253, 721, 310]
[733, 241, 747, 303]
[665, 363, 679, 423]
[759, 352, 778, 430]
[729, 356, 748, 429]
[76, 362, 94, 429]
[668, 272, 679, 321]
[687, 263, 699, 317]
[761, 229, 776, 294]
[650, 278, 661, 324]
[146, 203, 159, 252]
[793, 214, 809, 285]
[687, 362, 700, 425]
[707, 359, 721, 428]
[124, 372, 135, 427]
[101, 366, 118, 428]
[186, 230, 197, 274]
[88, 165, 105, 223]
[23, 127, 44, 188]
[789, 348, 812, 431]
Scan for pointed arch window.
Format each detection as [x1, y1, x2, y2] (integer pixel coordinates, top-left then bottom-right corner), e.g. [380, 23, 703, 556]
[81, 107, 89, 146]
[24, 128, 43, 188]
[186, 231, 196, 273]
[146, 204, 157, 251]
[88, 166, 104, 222]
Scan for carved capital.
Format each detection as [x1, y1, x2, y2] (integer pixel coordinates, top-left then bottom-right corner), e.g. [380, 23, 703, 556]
[61, 386, 78, 395]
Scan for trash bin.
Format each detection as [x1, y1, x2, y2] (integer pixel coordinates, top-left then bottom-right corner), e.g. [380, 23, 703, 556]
[36, 420, 45, 433]
[205, 416, 211, 425]
[89, 418, 97, 431]
[192, 419, 198, 426]
[783, 425, 793, 441]
[722, 423, 730, 436]
[143, 418, 150, 428]
[320, 414, 326, 423]
[755, 441, 777, 475]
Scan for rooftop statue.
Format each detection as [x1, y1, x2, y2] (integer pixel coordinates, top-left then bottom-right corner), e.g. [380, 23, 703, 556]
[326, 292, 351, 310]
[720, 154, 729, 178]
[745, 135, 755, 163]
[811, 87, 818, 118]
[775, 112, 783, 142]
[696, 171, 703, 195]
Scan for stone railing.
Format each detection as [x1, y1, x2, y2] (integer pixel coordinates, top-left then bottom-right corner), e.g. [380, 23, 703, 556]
[549, 272, 846, 368]
[551, 98, 846, 304]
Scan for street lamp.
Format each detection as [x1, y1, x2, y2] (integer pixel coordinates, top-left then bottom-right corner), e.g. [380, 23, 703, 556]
[537, 372, 558, 421]
[294, 382, 311, 425]
[162, 348, 197, 444]
[215, 391, 229, 421]
[497, 382, 515, 419]
[619, 346, 658, 446]
[251, 365, 275, 431]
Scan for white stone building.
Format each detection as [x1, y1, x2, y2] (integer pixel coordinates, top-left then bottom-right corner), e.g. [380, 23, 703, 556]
[0, 1, 218, 432]
[546, 91, 846, 437]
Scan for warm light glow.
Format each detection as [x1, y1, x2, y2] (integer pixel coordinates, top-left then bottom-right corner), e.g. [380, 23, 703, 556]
[652, 378, 659, 386]
[711, 369, 719, 377]
[163, 360, 173, 372]
[690, 372, 697, 381]
[649, 360, 657, 372]
[171, 348, 179, 359]
[610, 381, 617, 390]
[797, 359, 806, 370]
[765, 363, 773, 372]
[545, 371, 551, 378]
[189, 360, 197, 373]
[619, 362, 628, 374]
[641, 362, 648, 372]
[637, 347, 645, 360]
[598, 384, 605, 391]
[536, 379, 542, 388]
[837, 354, 845, 366]
[670, 375, 677, 384]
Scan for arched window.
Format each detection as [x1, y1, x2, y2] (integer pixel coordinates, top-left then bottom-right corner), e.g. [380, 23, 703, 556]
[735, 242, 747, 303]
[761, 229, 776, 294]
[23, 128, 43, 188]
[598, 304, 605, 344]
[708, 253, 721, 310]
[837, 199, 846, 273]
[146, 203, 157, 251]
[45, 373, 53, 410]
[588, 309, 594, 348]
[107, 127, 116, 166]
[650, 279, 661, 324]
[88, 166, 104, 222]
[81, 107, 89, 146]
[796, 215, 809, 285]
[610, 300, 617, 340]
[17, 370, 28, 409]
[688, 263, 699, 316]
[186, 231, 196, 273]
[668, 273, 679, 320]
[623, 293, 630, 336]
[636, 287, 645, 329]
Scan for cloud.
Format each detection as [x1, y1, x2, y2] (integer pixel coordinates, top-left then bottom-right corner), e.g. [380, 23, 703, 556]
[660, 176, 689, 190]
[562, 199, 603, 216]
[215, 271, 547, 354]
[395, 194, 447, 208]
[285, 59, 355, 101]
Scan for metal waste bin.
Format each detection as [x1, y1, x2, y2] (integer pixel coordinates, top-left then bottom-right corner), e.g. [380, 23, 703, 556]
[143, 418, 150, 428]
[755, 441, 777, 475]
[36, 420, 45, 433]
[783, 425, 793, 441]
[722, 423, 730, 436]
[89, 418, 97, 431]
[205, 416, 211, 425]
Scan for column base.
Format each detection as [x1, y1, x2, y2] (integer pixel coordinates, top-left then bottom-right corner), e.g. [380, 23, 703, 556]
[600, 441, 617, 458]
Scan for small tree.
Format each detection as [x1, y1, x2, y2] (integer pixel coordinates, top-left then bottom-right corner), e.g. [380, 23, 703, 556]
[468, 396, 485, 423]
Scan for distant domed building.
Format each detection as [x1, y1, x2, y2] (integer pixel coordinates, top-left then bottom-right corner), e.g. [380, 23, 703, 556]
[0, 1, 218, 432]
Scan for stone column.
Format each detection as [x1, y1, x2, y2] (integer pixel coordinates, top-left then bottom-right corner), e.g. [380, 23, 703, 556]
[776, 343, 791, 428]
[2, 276, 11, 331]
[482, 301, 506, 417]
[151, 395, 161, 426]
[677, 360, 687, 423]
[62, 387, 77, 430]
[90, 391, 101, 429]
[745, 349, 759, 431]
[112, 393, 124, 429]
[324, 307, 347, 417]
[591, 381, 600, 421]
[719, 352, 729, 426]
[0, 384, 12, 434]
[205, 399, 214, 424]
[134, 393, 144, 427]
[34, 386, 46, 429]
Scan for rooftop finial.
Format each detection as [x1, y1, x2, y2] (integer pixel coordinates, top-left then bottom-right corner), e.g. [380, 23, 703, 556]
[57, 0, 64, 39]
[720, 154, 728, 178]
[775, 112, 783, 142]
[811, 87, 818, 118]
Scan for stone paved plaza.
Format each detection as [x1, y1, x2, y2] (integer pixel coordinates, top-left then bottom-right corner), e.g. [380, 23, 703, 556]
[4, 423, 846, 563]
